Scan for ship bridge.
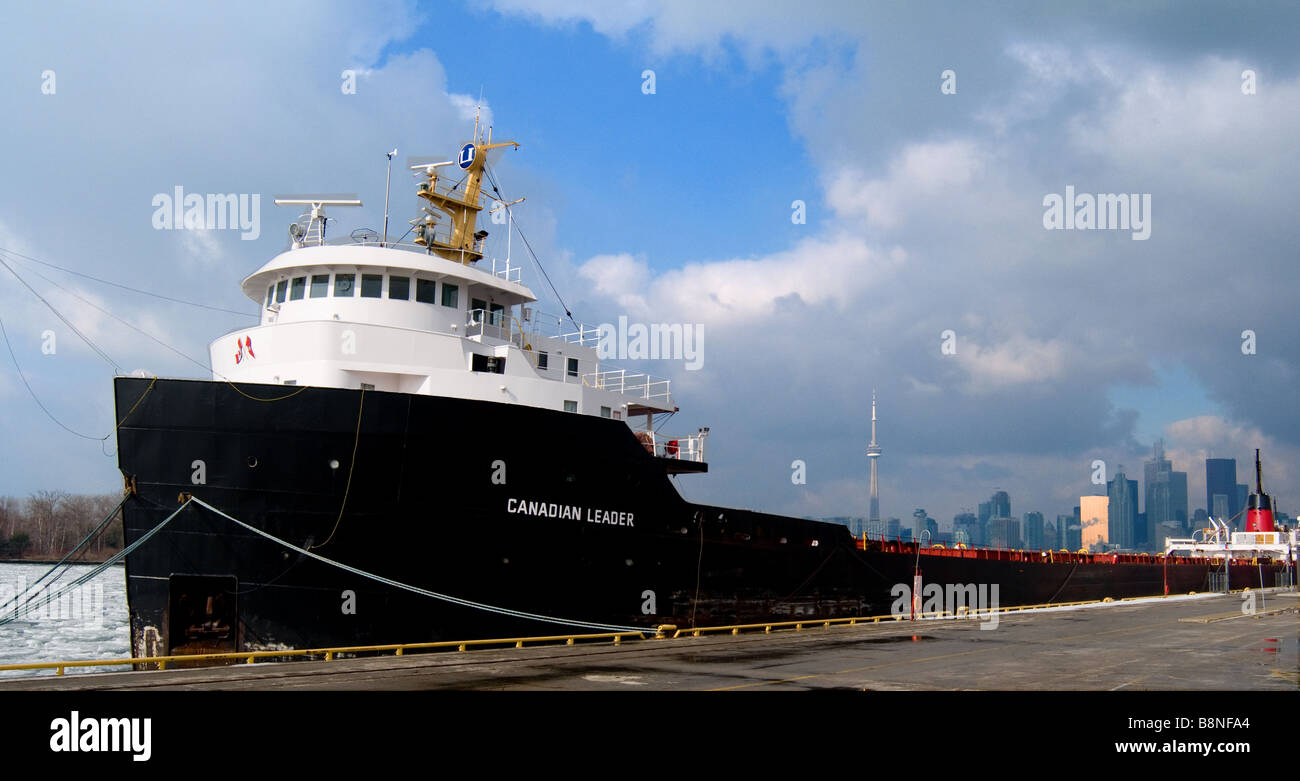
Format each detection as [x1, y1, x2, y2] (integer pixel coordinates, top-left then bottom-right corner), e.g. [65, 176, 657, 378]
[207, 127, 704, 467]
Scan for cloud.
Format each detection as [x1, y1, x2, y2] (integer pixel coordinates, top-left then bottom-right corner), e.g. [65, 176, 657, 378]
[826, 140, 987, 230]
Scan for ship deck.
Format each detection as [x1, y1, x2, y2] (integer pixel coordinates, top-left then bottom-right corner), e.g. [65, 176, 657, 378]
[2, 589, 1296, 691]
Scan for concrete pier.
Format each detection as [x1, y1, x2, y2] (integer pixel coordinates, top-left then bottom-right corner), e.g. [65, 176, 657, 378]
[2, 590, 1295, 691]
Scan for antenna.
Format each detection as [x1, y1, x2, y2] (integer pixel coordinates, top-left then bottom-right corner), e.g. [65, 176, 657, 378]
[274, 196, 362, 247]
[489, 196, 525, 265]
[383, 148, 397, 247]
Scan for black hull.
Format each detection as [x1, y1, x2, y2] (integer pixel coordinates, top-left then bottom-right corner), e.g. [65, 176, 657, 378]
[113, 377, 1294, 657]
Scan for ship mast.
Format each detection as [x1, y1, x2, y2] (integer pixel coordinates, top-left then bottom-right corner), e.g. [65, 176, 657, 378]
[412, 110, 519, 265]
[867, 390, 881, 524]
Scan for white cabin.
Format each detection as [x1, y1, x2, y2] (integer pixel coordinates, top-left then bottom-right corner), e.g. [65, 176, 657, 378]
[208, 130, 706, 464]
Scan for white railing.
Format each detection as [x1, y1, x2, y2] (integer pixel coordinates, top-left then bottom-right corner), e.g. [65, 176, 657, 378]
[635, 430, 708, 463]
[491, 258, 522, 284]
[465, 309, 522, 346]
[561, 323, 603, 347]
[581, 369, 671, 403]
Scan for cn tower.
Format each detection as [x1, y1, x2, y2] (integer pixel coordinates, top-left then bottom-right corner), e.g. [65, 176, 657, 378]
[867, 390, 881, 523]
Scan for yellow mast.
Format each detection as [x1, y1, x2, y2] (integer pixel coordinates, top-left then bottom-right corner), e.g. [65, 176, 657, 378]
[413, 117, 518, 265]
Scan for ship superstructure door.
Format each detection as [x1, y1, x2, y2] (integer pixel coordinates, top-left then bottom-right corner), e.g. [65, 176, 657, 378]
[167, 575, 238, 658]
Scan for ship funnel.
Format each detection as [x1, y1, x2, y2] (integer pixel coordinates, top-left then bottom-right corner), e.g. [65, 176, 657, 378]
[1245, 448, 1275, 533]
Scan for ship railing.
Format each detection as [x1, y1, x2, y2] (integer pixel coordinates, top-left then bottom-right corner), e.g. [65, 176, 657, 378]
[465, 309, 522, 346]
[634, 430, 707, 462]
[490, 258, 522, 284]
[581, 369, 671, 403]
[560, 323, 603, 347]
[294, 234, 492, 259]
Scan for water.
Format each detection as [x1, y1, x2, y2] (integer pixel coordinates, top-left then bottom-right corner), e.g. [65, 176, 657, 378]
[0, 562, 131, 677]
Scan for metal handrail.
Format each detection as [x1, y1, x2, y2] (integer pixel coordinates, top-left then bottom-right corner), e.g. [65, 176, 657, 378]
[581, 369, 671, 401]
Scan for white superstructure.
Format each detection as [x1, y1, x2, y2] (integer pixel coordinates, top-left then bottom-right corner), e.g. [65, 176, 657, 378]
[208, 124, 707, 463]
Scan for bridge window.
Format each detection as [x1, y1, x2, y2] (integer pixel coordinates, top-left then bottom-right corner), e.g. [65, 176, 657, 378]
[567, 358, 579, 378]
[275, 279, 287, 303]
[601, 406, 611, 418]
[265, 285, 273, 307]
[290, 277, 306, 300]
[564, 400, 577, 413]
[310, 275, 330, 298]
[334, 274, 355, 297]
[441, 283, 459, 308]
[361, 274, 383, 298]
[489, 302, 505, 327]
[537, 351, 548, 370]
[416, 278, 437, 304]
[471, 354, 505, 374]
[389, 275, 410, 300]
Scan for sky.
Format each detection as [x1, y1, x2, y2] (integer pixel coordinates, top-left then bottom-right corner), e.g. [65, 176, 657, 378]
[1, 0, 1298, 530]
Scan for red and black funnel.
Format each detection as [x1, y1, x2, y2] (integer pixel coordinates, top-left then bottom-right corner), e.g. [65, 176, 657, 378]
[1246, 448, 1275, 533]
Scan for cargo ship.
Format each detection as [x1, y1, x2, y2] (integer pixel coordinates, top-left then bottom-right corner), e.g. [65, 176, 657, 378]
[113, 124, 1298, 659]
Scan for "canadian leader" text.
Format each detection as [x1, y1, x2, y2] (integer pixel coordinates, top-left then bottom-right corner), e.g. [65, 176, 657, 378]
[506, 498, 634, 527]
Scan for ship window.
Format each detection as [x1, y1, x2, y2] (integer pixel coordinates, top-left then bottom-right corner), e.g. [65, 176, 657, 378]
[441, 283, 459, 308]
[389, 275, 410, 300]
[537, 351, 548, 370]
[309, 275, 330, 298]
[601, 406, 611, 418]
[567, 357, 579, 378]
[334, 274, 355, 297]
[416, 279, 437, 304]
[564, 400, 577, 413]
[489, 303, 505, 327]
[613, 410, 621, 420]
[361, 274, 383, 298]
[265, 285, 273, 307]
[472, 298, 487, 315]
[275, 279, 287, 303]
[290, 277, 306, 300]
[471, 354, 506, 374]
[284, 379, 297, 386]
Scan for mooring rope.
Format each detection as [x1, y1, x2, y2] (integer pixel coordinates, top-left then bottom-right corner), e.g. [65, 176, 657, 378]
[0, 498, 189, 626]
[188, 496, 644, 633]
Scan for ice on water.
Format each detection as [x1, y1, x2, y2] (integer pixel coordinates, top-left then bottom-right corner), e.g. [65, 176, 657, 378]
[0, 562, 130, 677]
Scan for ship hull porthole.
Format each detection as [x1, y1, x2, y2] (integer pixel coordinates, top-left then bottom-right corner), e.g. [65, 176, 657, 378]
[247, 456, 258, 468]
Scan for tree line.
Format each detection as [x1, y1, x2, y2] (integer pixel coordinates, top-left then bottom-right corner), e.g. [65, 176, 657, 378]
[0, 491, 124, 560]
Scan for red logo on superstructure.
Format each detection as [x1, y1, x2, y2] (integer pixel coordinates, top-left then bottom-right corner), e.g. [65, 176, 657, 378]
[234, 335, 256, 364]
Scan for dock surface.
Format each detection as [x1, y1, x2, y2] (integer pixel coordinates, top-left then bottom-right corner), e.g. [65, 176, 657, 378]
[3, 590, 1296, 691]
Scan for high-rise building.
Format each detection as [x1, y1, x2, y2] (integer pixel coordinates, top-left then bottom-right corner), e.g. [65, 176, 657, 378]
[991, 490, 1011, 519]
[1108, 469, 1139, 550]
[1056, 514, 1077, 549]
[988, 517, 1019, 549]
[886, 517, 901, 539]
[1169, 471, 1188, 530]
[1206, 458, 1237, 524]
[1144, 440, 1172, 548]
[867, 391, 881, 525]
[953, 512, 977, 546]
[1023, 511, 1044, 550]
[1235, 484, 1248, 528]
[1080, 495, 1109, 549]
